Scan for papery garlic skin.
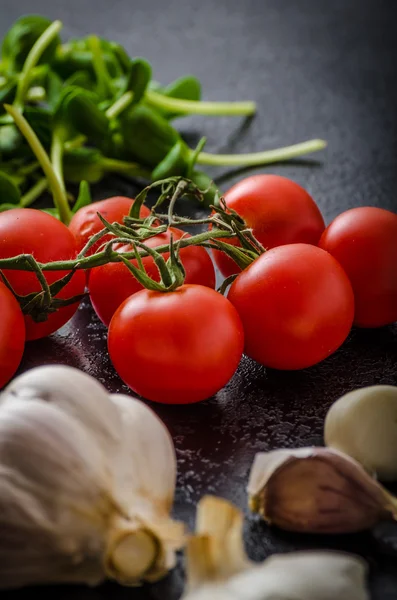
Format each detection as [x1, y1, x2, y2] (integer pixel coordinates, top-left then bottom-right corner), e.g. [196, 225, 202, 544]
[0, 366, 184, 589]
[106, 393, 184, 583]
[248, 447, 397, 533]
[183, 496, 369, 600]
[1, 365, 122, 459]
[325, 385, 397, 481]
[227, 551, 369, 600]
[0, 400, 113, 589]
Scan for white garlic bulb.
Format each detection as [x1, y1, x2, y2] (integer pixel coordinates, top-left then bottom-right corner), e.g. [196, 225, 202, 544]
[325, 385, 397, 481]
[0, 366, 184, 589]
[183, 495, 369, 600]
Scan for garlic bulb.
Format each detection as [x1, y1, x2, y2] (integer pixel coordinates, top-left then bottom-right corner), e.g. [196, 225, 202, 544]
[0, 366, 184, 589]
[248, 447, 397, 533]
[183, 495, 369, 600]
[325, 385, 397, 481]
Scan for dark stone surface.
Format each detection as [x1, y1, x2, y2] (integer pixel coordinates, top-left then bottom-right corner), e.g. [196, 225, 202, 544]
[1, 0, 397, 598]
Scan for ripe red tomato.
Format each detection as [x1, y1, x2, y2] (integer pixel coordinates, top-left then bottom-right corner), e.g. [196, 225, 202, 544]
[319, 207, 397, 328]
[89, 227, 216, 326]
[228, 244, 354, 370]
[0, 282, 25, 388]
[0, 209, 85, 341]
[108, 284, 244, 404]
[212, 175, 325, 277]
[69, 196, 151, 253]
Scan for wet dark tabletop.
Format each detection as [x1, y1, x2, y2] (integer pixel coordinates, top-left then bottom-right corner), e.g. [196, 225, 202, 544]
[1, 0, 397, 598]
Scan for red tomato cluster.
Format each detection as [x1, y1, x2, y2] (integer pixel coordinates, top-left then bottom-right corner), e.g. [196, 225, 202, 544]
[0, 175, 396, 404]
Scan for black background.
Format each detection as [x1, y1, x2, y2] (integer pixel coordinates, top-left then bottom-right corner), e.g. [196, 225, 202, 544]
[1, 0, 397, 598]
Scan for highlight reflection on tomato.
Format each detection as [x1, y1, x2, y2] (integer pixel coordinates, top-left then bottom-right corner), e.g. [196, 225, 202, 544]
[212, 175, 325, 277]
[228, 244, 354, 370]
[108, 284, 244, 404]
[0, 209, 85, 340]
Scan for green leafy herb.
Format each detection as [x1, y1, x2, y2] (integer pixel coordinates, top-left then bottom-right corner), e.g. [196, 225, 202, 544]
[0, 14, 327, 222]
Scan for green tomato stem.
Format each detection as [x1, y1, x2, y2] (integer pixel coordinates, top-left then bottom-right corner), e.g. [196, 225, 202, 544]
[20, 178, 48, 207]
[13, 20, 62, 109]
[5, 104, 72, 224]
[145, 89, 256, 116]
[87, 35, 112, 98]
[196, 139, 327, 167]
[0, 228, 236, 272]
[105, 91, 133, 119]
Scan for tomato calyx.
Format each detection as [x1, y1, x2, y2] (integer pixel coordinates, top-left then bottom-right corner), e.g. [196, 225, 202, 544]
[0, 257, 85, 322]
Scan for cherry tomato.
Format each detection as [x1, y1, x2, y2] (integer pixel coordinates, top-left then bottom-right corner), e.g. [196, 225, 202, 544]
[69, 196, 151, 253]
[108, 284, 244, 404]
[0, 282, 25, 389]
[0, 209, 85, 341]
[228, 244, 354, 370]
[89, 227, 216, 326]
[212, 175, 325, 277]
[319, 207, 397, 328]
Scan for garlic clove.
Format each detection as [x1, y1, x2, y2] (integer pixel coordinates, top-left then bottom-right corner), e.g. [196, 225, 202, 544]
[229, 551, 369, 600]
[1, 365, 122, 460]
[325, 385, 397, 481]
[183, 496, 369, 600]
[248, 447, 397, 533]
[0, 400, 115, 589]
[108, 393, 185, 581]
[184, 496, 252, 599]
[109, 394, 177, 514]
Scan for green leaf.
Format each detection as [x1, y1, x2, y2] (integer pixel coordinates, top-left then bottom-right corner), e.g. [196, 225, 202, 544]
[156, 75, 202, 119]
[53, 39, 123, 81]
[0, 78, 17, 107]
[120, 104, 180, 168]
[125, 58, 152, 104]
[41, 207, 60, 219]
[151, 140, 189, 180]
[0, 203, 19, 212]
[190, 170, 219, 207]
[64, 69, 95, 90]
[63, 147, 104, 183]
[24, 106, 52, 149]
[54, 86, 109, 146]
[0, 170, 21, 205]
[1, 15, 60, 73]
[73, 180, 92, 213]
[46, 71, 63, 109]
[109, 41, 131, 73]
[0, 124, 22, 156]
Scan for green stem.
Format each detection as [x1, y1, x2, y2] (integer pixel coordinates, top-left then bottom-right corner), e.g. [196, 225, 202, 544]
[5, 104, 72, 224]
[87, 35, 112, 98]
[101, 157, 152, 179]
[13, 20, 62, 109]
[64, 134, 87, 151]
[197, 139, 327, 167]
[145, 90, 256, 116]
[0, 229, 237, 272]
[105, 91, 133, 119]
[20, 178, 48, 207]
[50, 133, 65, 192]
